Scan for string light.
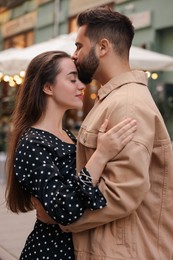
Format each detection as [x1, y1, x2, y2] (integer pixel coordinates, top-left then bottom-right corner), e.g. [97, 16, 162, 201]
[0, 71, 25, 87]
[3, 75, 10, 82]
[9, 79, 15, 87]
[19, 70, 25, 77]
[90, 93, 97, 100]
[146, 71, 151, 78]
[145, 71, 159, 80]
[151, 73, 158, 80]
[0, 69, 158, 91]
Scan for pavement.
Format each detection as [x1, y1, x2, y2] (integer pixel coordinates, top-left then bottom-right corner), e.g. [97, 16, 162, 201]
[0, 156, 36, 260]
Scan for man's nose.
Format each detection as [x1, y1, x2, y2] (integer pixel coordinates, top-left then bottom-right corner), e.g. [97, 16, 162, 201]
[72, 50, 77, 61]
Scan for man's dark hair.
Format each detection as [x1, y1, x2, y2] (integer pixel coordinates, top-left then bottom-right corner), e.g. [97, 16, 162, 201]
[77, 7, 135, 57]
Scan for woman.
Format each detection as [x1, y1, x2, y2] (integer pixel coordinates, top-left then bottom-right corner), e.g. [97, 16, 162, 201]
[5, 51, 136, 259]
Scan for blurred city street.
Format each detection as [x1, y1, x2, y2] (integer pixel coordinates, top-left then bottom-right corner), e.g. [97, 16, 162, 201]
[0, 159, 35, 260]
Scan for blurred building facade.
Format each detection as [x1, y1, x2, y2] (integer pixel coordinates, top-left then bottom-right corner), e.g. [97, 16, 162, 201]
[0, 0, 173, 151]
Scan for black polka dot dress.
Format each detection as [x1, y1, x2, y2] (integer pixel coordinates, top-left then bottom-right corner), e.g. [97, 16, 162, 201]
[14, 128, 106, 260]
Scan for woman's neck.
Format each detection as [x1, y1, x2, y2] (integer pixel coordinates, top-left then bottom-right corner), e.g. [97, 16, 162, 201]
[32, 110, 74, 144]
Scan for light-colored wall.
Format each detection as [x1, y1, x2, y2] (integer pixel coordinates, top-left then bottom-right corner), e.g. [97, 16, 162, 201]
[69, 0, 112, 16]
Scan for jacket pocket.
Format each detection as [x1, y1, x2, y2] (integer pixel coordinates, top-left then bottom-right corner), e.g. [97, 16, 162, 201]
[78, 127, 98, 148]
[113, 214, 137, 258]
[116, 218, 125, 245]
[124, 214, 137, 257]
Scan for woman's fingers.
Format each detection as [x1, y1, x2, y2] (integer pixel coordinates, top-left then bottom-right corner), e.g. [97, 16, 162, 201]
[103, 118, 137, 149]
[98, 118, 108, 134]
[120, 125, 137, 145]
[116, 119, 137, 137]
[105, 118, 137, 137]
[118, 123, 137, 140]
[96, 118, 137, 161]
[120, 124, 137, 137]
[121, 134, 134, 146]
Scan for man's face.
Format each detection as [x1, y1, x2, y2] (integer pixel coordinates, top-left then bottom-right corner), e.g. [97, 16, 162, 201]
[72, 25, 99, 84]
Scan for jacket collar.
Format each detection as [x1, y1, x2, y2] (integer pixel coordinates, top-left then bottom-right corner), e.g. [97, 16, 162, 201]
[97, 70, 148, 101]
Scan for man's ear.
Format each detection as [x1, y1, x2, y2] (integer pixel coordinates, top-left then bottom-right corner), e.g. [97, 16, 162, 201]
[98, 38, 110, 56]
[43, 83, 53, 96]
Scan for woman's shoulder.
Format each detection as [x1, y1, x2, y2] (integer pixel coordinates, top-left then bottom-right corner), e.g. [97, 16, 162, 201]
[17, 127, 53, 150]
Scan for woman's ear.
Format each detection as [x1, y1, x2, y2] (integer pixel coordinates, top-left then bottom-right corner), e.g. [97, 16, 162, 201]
[98, 38, 110, 56]
[43, 83, 53, 96]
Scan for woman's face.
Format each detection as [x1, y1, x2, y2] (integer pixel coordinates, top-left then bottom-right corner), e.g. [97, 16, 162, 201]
[48, 58, 85, 111]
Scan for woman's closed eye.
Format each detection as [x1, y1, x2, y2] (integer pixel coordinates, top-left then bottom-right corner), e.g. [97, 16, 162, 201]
[71, 79, 77, 83]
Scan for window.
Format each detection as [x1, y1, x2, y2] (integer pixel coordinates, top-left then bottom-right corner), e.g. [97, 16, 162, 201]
[3, 30, 34, 49]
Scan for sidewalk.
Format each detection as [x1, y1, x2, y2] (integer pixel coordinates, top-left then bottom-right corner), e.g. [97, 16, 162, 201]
[0, 184, 35, 260]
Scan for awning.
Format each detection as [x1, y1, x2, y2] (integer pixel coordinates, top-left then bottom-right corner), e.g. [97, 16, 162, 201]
[0, 32, 173, 75]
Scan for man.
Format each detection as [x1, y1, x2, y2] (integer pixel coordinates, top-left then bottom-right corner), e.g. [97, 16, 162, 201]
[59, 7, 173, 260]
[35, 7, 173, 260]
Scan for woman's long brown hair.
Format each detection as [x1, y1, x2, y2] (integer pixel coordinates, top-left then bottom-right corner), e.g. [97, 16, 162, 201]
[5, 50, 70, 213]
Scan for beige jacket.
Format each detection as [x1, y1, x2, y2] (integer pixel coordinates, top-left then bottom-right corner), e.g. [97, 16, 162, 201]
[61, 71, 173, 260]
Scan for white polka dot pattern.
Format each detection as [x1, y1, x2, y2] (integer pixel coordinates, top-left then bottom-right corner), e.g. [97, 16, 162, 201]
[14, 128, 106, 259]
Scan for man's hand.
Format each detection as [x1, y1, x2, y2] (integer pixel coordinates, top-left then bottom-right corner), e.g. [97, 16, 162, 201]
[31, 196, 57, 224]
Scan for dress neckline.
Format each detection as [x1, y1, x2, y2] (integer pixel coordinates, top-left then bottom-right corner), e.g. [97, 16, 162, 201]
[29, 127, 76, 145]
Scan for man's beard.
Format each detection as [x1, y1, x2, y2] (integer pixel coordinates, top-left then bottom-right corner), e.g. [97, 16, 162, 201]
[76, 46, 99, 84]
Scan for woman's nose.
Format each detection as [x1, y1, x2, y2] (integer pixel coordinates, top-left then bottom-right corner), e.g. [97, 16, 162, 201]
[78, 80, 85, 90]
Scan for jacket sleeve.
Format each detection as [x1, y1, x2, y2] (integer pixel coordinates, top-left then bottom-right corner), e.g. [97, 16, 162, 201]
[60, 140, 151, 232]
